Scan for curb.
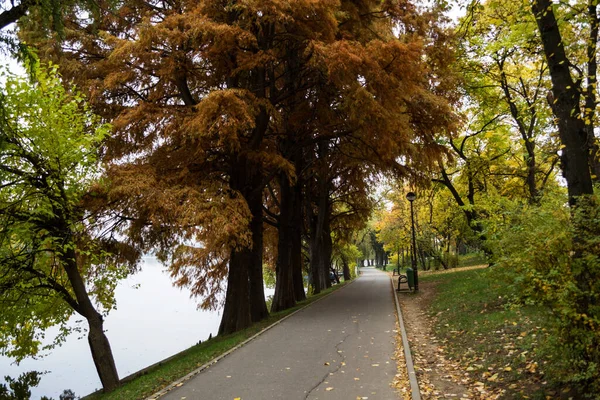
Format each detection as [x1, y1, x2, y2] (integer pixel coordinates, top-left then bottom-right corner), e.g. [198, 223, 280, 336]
[390, 276, 422, 400]
[146, 279, 357, 400]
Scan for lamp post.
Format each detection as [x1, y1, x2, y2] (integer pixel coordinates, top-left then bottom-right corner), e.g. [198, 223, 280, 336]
[406, 191, 418, 291]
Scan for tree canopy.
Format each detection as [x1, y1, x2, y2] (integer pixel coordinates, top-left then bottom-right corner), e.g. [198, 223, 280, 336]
[0, 62, 129, 391]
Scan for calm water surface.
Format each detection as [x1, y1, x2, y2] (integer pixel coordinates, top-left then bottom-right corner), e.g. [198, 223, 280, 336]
[0, 257, 250, 399]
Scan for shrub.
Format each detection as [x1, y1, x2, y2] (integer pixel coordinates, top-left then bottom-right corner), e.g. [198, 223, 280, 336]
[488, 193, 600, 397]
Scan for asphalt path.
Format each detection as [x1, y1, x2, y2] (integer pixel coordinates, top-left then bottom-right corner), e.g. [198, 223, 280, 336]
[161, 267, 399, 400]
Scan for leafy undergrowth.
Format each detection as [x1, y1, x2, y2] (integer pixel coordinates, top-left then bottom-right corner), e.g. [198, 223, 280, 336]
[84, 282, 348, 400]
[422, 268, 575, 399]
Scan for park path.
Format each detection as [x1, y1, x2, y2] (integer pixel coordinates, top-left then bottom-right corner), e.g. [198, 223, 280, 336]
[160, 267, 400, 400]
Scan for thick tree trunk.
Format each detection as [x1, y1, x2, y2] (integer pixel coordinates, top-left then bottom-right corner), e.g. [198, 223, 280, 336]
[308, 147, 330, 294]
[219, 250, 252, 335]
[247, 189, 269, 323]
[291, 209, 306, 301]
[220, 149, 268, 334]
[291, 157, 306, 302]
[309, 221, 323, 294]
[585, 1, 600, 184]
[273, 141, 306, 310]
[322, 219, 333, 289]
[271, 173, 296, 312]
[532, 0, 594, 203]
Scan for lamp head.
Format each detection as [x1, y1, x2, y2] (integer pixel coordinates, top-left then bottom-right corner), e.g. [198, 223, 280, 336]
[406, 192, 416, 202]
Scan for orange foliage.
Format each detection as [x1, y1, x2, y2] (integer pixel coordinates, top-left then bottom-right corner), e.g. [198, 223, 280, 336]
[22, 0, 460, 308]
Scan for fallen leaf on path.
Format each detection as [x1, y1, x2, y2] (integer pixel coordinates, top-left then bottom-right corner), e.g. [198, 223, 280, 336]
[325, 387, 334, 391]
[371, 364, 379, 367]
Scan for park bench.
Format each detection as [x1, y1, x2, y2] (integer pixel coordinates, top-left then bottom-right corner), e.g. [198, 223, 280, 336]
[396, 268, 415, 291]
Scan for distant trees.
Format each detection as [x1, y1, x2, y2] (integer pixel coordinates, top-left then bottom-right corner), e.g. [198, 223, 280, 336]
[0, 63, 131, 391]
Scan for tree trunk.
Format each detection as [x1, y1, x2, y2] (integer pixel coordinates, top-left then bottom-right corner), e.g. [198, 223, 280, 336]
[87, 314, 120, 392]
[585, 0, 600, 184]
[532, 0, 594, 203]
[342, 259, 351, 281]
[308, 216, 323, 294]
[219, 249, 252, 335]
[291, 152, 306, 302]
[247, 189, 268, 323]
[64, 254, 119, 391]
[308, 144, 330, 294]
[322, 219, 333, 289]
[271, 173, 296, 312]
[220, 149, 268, 334]
[291, 206, 306, 302]
[497, 59, 540, 203]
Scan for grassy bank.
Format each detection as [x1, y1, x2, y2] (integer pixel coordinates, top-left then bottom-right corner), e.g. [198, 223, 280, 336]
[421, 268, 570, 399]
[85, 282, 349, 400]
[382, 252, 488, 274]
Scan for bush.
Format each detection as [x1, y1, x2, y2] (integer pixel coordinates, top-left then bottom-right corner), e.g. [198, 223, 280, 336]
[488, 193, 600, 397]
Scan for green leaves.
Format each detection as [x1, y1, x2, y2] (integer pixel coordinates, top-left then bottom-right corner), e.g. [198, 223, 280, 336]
[0, 61, 116, 360]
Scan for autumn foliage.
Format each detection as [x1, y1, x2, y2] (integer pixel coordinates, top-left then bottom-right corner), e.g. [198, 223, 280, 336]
[14, 0, 459, 335]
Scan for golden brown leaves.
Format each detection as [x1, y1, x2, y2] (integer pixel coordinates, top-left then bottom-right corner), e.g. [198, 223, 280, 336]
[107, 161, 253, 309]
[183, 89, 258, 153]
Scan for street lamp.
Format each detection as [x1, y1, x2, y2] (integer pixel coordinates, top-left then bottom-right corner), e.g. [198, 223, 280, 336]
[406, 191, 418, 291]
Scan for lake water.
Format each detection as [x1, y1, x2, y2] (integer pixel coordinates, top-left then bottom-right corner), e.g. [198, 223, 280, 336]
[0, 257, 271, 399]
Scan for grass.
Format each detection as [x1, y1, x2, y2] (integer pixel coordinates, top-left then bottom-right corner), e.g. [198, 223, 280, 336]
[421, 268, 568, 399]
[457, 252, 487, 267]
[382, 252, 487, 274]
[84, 282, 348, 400]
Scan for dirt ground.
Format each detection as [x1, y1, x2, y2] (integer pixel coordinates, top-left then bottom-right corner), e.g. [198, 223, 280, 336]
[394, 278, 478, 399]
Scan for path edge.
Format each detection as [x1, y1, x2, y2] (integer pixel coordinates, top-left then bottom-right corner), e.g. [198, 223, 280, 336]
[146, 279, 358, 400]
[390, 276, 422, 400]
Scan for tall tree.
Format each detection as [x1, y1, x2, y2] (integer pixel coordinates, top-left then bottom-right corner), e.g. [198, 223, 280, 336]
[531, 0, 597, 199]
[21, 0, 458, 330]
[0, 63, 128, 391]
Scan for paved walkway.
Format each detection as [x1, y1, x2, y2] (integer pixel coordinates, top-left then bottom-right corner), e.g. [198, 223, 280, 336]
[161, 267, 399, 400]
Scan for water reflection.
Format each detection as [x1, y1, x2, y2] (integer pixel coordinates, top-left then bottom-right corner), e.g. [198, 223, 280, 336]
[0, 257, 230, 399]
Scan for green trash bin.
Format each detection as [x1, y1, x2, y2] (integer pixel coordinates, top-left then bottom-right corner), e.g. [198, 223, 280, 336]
[406, 268, 415, 290]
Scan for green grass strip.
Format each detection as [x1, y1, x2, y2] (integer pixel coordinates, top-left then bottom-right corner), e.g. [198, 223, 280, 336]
[422, 268, 558, 399]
